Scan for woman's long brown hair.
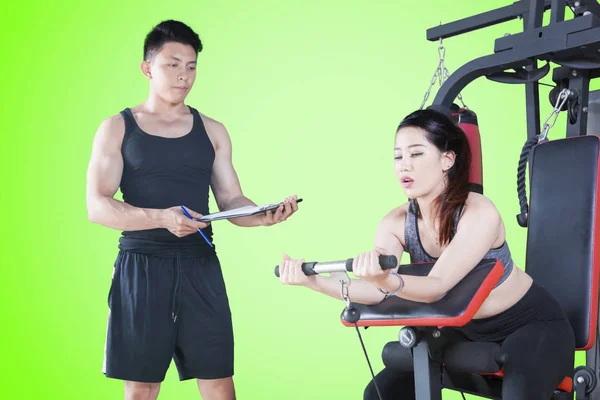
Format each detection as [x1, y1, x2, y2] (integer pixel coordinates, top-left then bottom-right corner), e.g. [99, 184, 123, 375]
[397, 109, 472, 246]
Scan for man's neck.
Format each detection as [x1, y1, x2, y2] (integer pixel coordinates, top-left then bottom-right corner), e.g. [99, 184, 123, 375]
[142, 93, 188, 115]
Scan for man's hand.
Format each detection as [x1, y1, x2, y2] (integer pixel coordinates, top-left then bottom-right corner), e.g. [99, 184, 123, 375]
[160, 206, 210, 237]
[263, 195, 300, 226]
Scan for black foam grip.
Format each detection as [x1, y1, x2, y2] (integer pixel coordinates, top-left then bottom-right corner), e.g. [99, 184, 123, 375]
[380, 255, 398, 269]
[345, 255, 398, 272]
[274, 261, 318, 277]
[381, 342, 414, 371]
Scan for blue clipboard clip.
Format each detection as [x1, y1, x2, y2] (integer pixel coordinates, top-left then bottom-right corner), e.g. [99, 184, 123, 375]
[180, 206, 213, 247]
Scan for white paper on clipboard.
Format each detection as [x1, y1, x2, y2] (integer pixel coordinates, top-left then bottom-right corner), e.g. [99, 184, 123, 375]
[197, 199, 302, 222]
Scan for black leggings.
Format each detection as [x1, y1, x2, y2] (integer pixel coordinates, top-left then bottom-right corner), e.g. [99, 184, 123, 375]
[364, 283, 576, 400]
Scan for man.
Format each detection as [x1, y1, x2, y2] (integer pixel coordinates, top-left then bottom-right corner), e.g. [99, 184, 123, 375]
[86, 19, 299, 400]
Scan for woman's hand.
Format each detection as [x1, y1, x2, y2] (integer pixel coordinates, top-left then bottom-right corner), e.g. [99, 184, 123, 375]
[278, 254, 315, 287]
[352, 250, 392, 286]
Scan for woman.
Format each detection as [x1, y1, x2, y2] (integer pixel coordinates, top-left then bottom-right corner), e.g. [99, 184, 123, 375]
[277, 109, 575, 399]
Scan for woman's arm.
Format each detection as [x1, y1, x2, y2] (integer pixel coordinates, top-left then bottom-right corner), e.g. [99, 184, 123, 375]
[357, 197, 502, 303]
[306, 274, 386, 304]
[278, 208, 407, 305]
[277, 253, 387, 305]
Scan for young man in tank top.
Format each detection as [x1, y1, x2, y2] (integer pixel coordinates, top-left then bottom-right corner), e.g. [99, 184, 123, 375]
[86, 20, 299, 400]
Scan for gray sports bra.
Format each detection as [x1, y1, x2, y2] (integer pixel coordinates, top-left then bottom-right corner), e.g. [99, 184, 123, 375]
[403, 199, 513, 288]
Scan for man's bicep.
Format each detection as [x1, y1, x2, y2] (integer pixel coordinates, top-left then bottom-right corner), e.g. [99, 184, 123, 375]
[86, 117, 125, 201]
[209, 124, 244, 208]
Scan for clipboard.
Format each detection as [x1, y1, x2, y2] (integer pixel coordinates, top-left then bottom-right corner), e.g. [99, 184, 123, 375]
[195, 198, 303, 222]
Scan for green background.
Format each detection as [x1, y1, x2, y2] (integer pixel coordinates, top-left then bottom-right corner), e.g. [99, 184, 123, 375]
[2, 0, 598, 398]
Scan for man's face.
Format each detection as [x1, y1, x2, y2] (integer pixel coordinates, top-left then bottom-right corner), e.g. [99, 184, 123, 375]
[142, 41, 197, 103]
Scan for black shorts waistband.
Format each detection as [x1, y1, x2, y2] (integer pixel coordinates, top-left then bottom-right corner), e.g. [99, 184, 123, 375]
[118, 237, 217, 258]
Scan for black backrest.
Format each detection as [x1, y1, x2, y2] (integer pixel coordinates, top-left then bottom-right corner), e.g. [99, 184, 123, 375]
[525, 135, 600, 349]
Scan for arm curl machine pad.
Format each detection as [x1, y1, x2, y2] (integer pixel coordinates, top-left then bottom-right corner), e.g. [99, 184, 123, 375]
[341, 259, 504, 327]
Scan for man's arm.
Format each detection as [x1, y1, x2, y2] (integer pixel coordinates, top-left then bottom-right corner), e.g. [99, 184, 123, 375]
[86, 115, 208, 236]
[205, 117, 297, 227]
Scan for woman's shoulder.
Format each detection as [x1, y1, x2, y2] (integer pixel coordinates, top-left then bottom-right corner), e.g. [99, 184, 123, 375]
[461, 192, 503, 226]
[376, 202, 411, 248]
[381, 201, 410, 223]
[464, 192, 499, 210]
[378, 202, 412, 234]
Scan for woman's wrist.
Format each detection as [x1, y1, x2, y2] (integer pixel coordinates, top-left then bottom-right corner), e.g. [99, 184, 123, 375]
[376, 272, 404, 297]
[305, 275, 321, 290]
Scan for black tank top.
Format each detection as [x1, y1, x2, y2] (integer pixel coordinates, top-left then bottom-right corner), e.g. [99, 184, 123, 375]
[117, 106, 216, 253]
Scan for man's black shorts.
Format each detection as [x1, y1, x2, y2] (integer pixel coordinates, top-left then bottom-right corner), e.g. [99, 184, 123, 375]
[102, 249, 234, 382]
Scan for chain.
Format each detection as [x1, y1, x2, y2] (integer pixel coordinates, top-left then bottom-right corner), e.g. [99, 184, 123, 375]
[341, 281, 350, 307]
[420, 37, 466, 110]
[331, 271, 352, 307]
[419, 49, 440, 109]
[539, 88, 571, 142]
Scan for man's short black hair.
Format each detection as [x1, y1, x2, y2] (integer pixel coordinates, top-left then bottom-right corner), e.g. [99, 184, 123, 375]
[143, 20, 203, 61]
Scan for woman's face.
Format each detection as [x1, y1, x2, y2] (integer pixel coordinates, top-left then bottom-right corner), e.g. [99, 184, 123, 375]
[394, 127, 455, 199]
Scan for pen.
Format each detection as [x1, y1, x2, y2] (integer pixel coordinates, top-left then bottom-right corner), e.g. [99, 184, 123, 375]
[180, 205, 213, 247]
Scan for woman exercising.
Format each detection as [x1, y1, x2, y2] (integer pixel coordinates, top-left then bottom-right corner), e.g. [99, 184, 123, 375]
[278, 109, 575, 399]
